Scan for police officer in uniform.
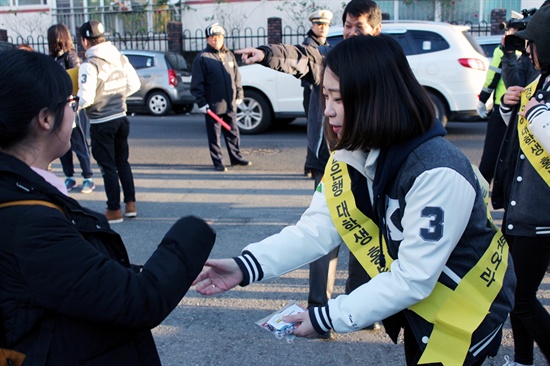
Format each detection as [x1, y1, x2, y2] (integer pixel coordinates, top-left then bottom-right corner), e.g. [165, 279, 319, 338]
[191, 23, 251, 172]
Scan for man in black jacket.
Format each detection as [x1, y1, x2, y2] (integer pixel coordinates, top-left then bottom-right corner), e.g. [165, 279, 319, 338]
[191, 23, 251, 172]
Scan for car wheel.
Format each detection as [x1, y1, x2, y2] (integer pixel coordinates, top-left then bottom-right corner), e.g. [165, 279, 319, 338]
[147, 91, 172, 116]
[429, 92, 448, 127]
[237, 90, 272, 134]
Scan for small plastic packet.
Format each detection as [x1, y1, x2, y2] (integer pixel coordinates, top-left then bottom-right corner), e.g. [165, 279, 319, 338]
[255, 300, 306, 343]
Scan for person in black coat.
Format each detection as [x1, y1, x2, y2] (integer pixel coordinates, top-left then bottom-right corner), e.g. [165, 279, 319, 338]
[191, 23, 251, 172]
[0, 49, 216, 365]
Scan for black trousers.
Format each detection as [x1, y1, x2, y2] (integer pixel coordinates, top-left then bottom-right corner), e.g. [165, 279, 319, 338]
[204, 111, 243, 167]
[90, 117, 136, 211]
[506, 234, 550, 365]
[60, 110, 93, 179]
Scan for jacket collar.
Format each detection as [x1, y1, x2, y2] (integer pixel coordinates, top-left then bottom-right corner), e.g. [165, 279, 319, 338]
[0, 151, 72, 206]
[373, 119, 447, 198]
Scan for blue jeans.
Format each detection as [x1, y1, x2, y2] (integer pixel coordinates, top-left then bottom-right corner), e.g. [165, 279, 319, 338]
[90, 117, 136, 211]
[60, 110, 93, 179]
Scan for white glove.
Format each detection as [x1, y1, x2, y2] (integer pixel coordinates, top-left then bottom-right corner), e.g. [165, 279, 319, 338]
[236, 99, 243, 105]
[477, 101, 488, 118]
[199, 104, 210, 114]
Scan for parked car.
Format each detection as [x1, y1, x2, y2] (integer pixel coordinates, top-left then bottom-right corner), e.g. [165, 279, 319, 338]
[237, 65, 304, 134]
[328, 22, 489, 126]
[238, 21, 489, 133]
[121, 50, 195, 116]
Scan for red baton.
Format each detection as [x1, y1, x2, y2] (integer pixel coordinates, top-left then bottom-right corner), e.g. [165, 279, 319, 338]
[207, 109, 232, 131]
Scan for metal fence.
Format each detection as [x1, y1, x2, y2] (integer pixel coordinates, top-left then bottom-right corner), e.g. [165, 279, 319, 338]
[9, 2, 497, 55]
[9, 30, 168, 54]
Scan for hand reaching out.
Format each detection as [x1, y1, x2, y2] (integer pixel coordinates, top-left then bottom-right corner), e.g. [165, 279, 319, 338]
[192, 258, 243, 295]
[234, 47, 266, 65]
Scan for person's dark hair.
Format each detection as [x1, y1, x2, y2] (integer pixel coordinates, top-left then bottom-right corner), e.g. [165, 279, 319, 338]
[47, 24, 76, 58]
[323, 34, 435, 151]
[0, 50, 72, 149]
[342, 0, 382, 27]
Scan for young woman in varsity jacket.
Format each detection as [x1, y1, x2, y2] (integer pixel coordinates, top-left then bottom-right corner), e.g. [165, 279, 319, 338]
[194, 35, 516, 365]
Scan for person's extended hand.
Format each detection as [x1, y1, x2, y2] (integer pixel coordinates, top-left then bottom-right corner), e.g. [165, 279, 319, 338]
[519, 96, 545, 118]
[282, 310, 318, 338]
[236, 99, 243, 105]
[234, 47, 265, 65]
[502, 86, 525, 106]
[192, 258, 243, 295]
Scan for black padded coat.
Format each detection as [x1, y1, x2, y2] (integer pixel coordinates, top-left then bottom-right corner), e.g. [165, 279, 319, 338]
[0, 152, 215, 365]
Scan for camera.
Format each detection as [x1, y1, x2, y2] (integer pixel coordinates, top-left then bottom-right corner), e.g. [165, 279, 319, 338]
[499, 8, 537, 31]
[500, 8, 537, 52]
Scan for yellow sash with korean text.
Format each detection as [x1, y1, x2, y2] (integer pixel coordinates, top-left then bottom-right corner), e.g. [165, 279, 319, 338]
[324, 154, 508, 365]
[517, 75, 550, 185]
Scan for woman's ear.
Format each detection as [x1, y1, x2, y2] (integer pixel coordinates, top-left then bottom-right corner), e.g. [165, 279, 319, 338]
[37, 108, 53, 131]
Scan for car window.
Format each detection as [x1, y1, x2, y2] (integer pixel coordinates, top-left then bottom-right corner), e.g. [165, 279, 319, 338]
[165, 53, 189, 71]
[326, 34, 343, 46]
[479, 43, 499, 58]
[408, 30, 449, 55]
[463, 31, 486, 57]
[386, 32, 416, 55]
[126, 55, 154, 70]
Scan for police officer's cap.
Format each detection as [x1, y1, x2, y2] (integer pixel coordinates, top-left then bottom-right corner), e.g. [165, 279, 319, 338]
[205, 23, 226, 37]
[309, 10, 333, 24]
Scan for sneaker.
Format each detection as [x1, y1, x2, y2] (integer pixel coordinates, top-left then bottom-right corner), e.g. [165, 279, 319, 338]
[104, 209, 123, 224]
[124, 201, 137, 218]
[81, 179, 95, 194]
[214, 165, 227, 172]
[65, 177, 77, 192]
[365, 322, 381, 331]
[501, 355, 532, 366]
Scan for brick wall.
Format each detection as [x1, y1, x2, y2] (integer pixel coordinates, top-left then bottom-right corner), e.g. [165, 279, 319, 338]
[267, 17, 281, 44]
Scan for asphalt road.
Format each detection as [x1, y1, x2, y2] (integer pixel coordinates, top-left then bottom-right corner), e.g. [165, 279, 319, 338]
[57, 114, 548, 366]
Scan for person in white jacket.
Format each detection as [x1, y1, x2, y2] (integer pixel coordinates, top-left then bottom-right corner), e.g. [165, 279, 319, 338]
[78, 20, 141, 224]
[194, 35, 515, 366]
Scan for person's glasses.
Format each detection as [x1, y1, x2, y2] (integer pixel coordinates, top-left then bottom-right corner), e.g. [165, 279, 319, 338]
[66, 95, 80, 112]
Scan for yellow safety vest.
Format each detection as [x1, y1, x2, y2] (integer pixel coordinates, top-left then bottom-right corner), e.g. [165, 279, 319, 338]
[324, 154, 508, 365]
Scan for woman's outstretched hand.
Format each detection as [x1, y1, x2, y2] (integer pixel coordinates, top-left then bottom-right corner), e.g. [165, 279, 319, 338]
[192, 259, 243, 295]
[283, 311, 318, 338]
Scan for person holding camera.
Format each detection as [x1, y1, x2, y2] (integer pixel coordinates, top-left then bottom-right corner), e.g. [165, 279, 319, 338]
[493, 5, 550, 365]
